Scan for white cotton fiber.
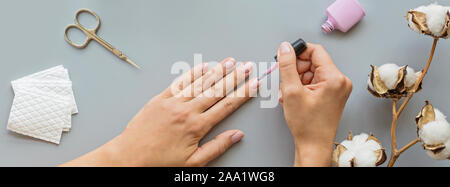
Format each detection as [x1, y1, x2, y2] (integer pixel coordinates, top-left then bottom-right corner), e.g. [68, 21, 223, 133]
[338, 133, 382, 167]
[338, 151, 355, 167]
[354, 149, 377, 167]
[405, 66, 417, 88]
[434, 108, 447, 122]
[375, 64, 418, 89]
[420, 109, 450, 145]
[413, 3, 449, 37]
[378, 64, 400, 89]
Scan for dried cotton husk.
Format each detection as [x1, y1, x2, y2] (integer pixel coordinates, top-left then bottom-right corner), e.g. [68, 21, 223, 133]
[367, 64, 422, 99]
[415, 101, 450, 160]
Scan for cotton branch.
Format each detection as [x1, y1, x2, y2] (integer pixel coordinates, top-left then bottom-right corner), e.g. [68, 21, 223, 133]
[387, 38, 438, 167]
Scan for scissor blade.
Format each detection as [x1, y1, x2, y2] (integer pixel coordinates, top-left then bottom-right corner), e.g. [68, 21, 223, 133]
[125, 58, 141, 69]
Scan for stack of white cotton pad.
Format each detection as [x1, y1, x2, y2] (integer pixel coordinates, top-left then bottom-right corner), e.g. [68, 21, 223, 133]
[7, 65, 78, 144]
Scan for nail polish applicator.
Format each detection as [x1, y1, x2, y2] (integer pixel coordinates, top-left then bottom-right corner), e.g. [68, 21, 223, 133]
[258, 38, 307, 80]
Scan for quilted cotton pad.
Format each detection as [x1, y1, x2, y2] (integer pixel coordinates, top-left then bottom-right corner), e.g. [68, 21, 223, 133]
[14, 86, 74, 132]
[7, 65, 77, 144]
[13, 80, 77, 115]
[7, 90, 71, 144]
[12, 66, 78, 114]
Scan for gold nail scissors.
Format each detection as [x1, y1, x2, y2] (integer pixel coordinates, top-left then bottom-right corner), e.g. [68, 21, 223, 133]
[64, 9, 140, 69]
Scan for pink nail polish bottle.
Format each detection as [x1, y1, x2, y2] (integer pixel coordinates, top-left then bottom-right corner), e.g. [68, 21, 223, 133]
[322, 0, 366, 34]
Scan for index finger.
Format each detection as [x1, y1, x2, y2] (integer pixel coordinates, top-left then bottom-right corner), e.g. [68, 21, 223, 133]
[298, 43, 335, 67]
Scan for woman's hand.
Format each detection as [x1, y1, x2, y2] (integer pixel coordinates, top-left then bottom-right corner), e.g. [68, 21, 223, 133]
[62, 58, 259, 166]
[277, 42, 353, 167]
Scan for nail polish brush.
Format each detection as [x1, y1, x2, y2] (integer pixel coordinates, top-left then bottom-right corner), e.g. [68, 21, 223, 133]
[258, 38, 307, 80]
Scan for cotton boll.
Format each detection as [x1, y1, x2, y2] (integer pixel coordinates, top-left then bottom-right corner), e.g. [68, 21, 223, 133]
[334, 133, 386, 167]
[368, 64, 421, 99]
[419, 120, 450, 146]
[416, 102, 450, 160]
[419, 108, 450, 145]
[408, 3, 450, 38]
[415, 3, 449, 37]
[378, 64, 400, 90]
[405, 66, 417, 88]
[338, 151, 354, 167]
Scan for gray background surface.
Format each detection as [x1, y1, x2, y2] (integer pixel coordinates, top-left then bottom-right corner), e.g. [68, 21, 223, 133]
[0, 0, 449, 167]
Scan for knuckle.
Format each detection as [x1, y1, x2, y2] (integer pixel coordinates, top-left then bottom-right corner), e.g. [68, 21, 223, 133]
[283, 86, 300, 98]
[346, 77, 353, 91]
[188, 124, 204, 136]
[171, 107, 191, 124]
[217, 143, 228, 155]
[223, 100, 237, 111]
[305, 98, 318, 107]
[213, 137, 228, 154]
[337, 75, 347, 85]
[329, 74, 347, 90]
[150, 98, 168, 111]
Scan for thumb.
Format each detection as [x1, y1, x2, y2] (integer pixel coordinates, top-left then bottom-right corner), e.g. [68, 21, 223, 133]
[187, 130, 244, 166]
[278, 42, 302, 88]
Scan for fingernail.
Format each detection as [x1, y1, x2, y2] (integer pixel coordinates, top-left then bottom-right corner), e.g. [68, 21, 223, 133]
[250, 79, 260, 89]
[231, 131, 245, 144]
[224, 58, 236, 70]
[202, 63, 209, 72]
[278, 90, 282, 102]
[279, 42, 291, 54]
[244, 63, 254, 73]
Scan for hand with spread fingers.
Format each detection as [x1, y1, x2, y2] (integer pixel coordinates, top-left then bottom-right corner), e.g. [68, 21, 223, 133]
[62, 58, 259, 167]
[277, 42, 353, 167]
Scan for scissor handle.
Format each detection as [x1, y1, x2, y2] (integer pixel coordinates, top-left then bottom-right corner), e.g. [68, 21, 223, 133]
[64, 9, 101, 49]
[64, 24, 91, 49]
[74, 9, 101, 32]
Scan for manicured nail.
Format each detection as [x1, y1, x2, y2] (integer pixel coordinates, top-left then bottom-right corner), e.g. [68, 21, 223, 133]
[224, 59, 236, 70]
[279, 42, 291, 54]
[278, 90, 282, 102]
[231, 131, 245, 144]
[250, 79, 260, 89]
[202, 63, 209, 72]
[244, 63, 254, 73]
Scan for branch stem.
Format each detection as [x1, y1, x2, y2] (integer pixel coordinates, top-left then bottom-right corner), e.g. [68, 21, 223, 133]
[398, 138, 420, 154]
[387, 38, 438, 167]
